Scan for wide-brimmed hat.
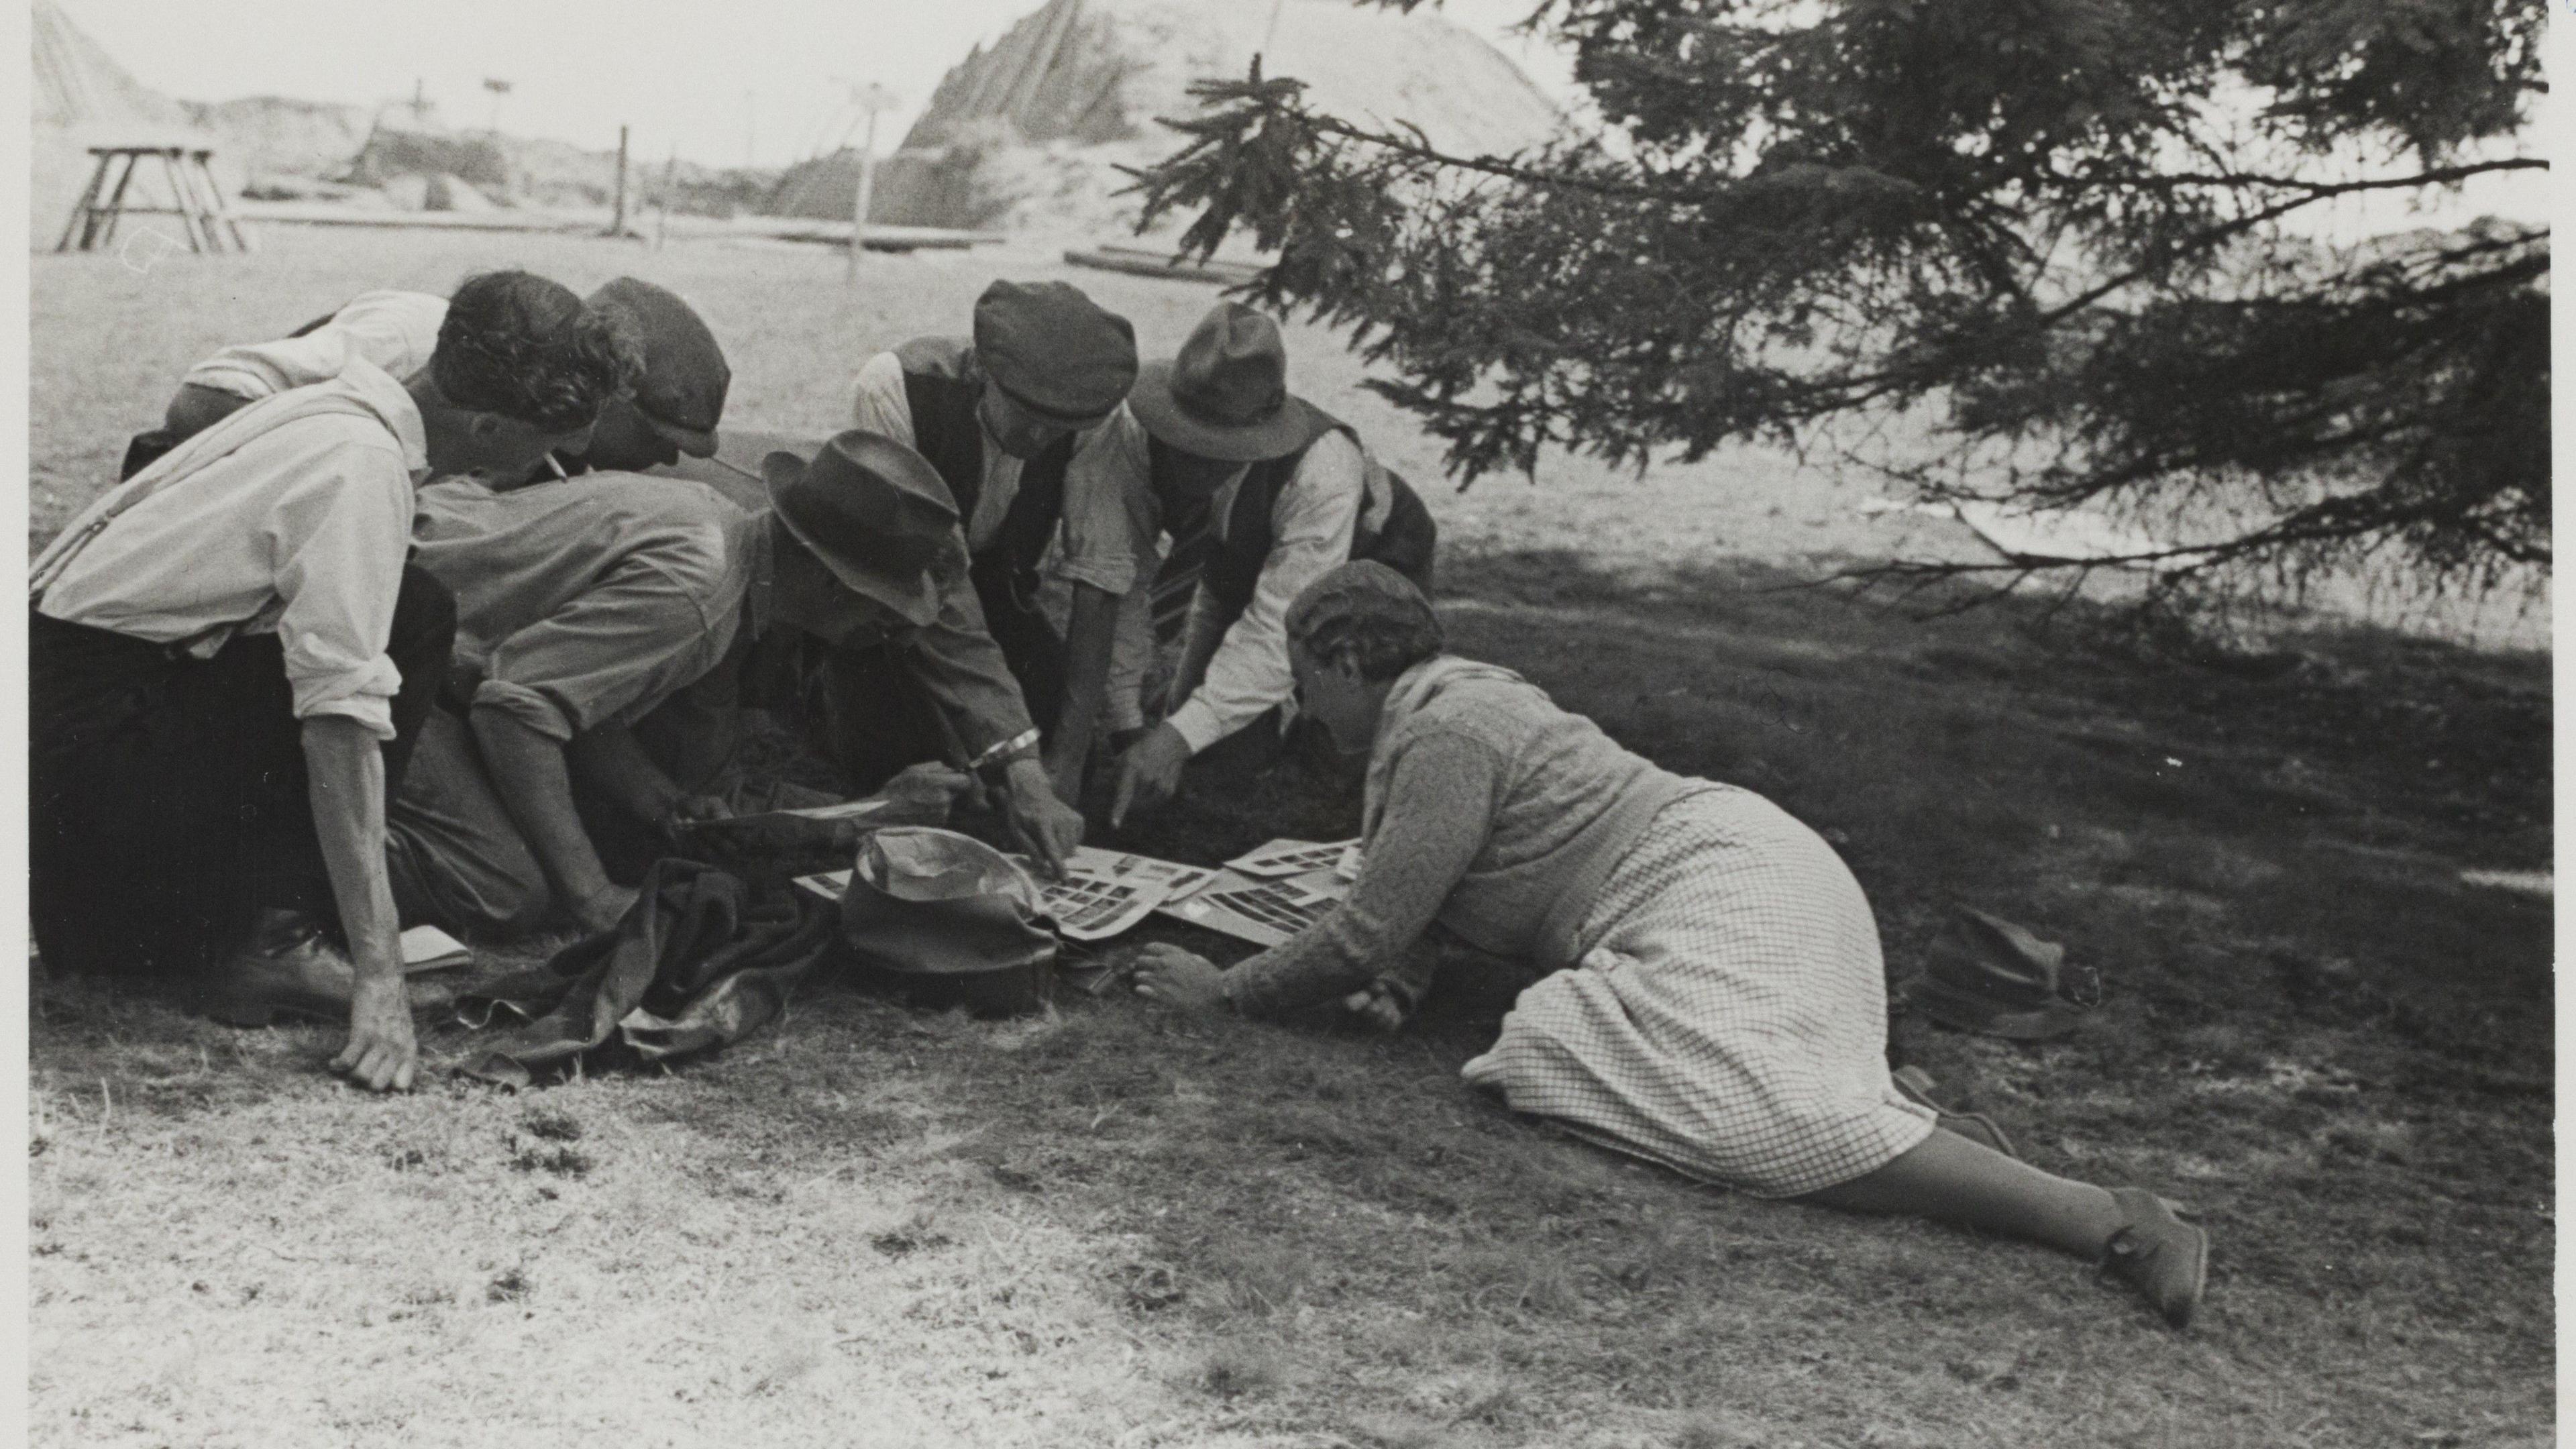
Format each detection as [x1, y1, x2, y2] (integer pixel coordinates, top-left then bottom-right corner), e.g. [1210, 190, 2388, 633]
[1128, 302, 1332, 462]
[1907, 906, 2098, 1041]
[763, 431, 959, 633]
[973, 279, 1136, 425]
[588, 278, 729, 457]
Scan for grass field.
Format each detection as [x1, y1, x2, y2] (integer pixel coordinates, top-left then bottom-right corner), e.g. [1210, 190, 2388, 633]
[26, 226, 2555, 1448]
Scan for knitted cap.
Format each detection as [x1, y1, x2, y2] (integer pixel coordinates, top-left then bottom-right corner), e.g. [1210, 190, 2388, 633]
[1286, 560, 1443, 669]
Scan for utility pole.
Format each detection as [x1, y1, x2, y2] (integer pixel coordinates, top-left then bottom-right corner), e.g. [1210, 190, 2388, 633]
[482, 78, 513, 133]
[745, 90, 757, 168]
[845, 83, 897, 281]
[609, 124, 630, 236]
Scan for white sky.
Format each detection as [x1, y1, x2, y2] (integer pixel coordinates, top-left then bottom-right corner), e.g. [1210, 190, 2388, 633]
[52, 0, 1579, 170]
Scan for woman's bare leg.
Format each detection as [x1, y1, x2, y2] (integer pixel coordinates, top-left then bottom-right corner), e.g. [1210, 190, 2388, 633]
[1799, 1126, 2123, 1256]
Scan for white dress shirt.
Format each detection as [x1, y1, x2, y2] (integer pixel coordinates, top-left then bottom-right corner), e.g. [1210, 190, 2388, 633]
[847, 349, 1023, 551]
[1056, 405, 1366, 753]
[35, 356, 429, 739]
[182, 290, 448, 401]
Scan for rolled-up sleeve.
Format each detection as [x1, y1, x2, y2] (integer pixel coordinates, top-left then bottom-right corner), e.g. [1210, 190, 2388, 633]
[1224, 731, 1501, 1018]
[847, 352, 918, 444]
[1053, 406, 1158, 598]
[1166, 430, 1364, 754]
[472, 553, 738, 743]
[264, 435, 417, 739]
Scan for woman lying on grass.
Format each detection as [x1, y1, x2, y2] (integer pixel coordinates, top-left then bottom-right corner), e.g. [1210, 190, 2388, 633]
[1131, 561, 2209, 1329]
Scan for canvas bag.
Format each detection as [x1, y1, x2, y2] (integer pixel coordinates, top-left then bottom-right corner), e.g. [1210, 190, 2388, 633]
[838, 826, 1057, 1016]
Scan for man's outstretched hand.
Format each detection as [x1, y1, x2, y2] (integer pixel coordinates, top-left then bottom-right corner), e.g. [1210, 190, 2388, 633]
[332, 973, 420, 1093]
[1002, 757, 1083, 879]
[1109, 722, 1191, 829]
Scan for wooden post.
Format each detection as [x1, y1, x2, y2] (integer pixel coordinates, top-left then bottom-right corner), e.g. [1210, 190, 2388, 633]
[654, 147, 676, 252]
[844, 85, 896, 281]
[609, 124, 629, 235]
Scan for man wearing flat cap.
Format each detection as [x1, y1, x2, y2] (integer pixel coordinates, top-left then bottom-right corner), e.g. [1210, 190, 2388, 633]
[1049, 301, 1436, 824]
[843, 278, 1138, 781]
[141, 278, 765, 936]
[132, 276, 731, 482]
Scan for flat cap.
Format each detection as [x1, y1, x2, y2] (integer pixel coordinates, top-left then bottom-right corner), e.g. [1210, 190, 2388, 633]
[589, 278, 730, 457]
[971, 279, 1136, 424]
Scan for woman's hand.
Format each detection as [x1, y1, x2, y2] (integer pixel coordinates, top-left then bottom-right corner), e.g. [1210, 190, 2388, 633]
[1340, 982, 1408, 1034]
[1131, 943, 1230, 1014]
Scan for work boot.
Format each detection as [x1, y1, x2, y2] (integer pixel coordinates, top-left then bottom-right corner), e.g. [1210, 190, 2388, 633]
[203, 909, 449, 1027]
[2102, 1186, 2208, 1330]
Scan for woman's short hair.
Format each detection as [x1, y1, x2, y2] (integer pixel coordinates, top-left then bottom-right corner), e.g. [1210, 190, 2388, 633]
[432, 270, 639, 433]
[1285, 560, 1443, 682]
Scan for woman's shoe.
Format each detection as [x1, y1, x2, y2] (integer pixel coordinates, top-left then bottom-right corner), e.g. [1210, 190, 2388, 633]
[2103, 1186, 2208, 1330]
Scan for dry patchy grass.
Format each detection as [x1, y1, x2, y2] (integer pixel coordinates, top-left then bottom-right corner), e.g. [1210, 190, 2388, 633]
[27, 227, 2553, 1448]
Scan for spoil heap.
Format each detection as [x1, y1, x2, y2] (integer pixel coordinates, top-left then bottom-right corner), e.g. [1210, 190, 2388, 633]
[770, 0, 1560, 235]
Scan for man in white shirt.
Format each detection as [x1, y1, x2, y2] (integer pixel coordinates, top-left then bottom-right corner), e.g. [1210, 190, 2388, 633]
[129, 277, 729, 480]
[31, 270, 633, 1093]
[1047, 303, 1437, 824]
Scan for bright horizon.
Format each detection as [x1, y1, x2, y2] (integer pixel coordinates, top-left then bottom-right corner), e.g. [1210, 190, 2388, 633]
[50, 0, 1583, 171]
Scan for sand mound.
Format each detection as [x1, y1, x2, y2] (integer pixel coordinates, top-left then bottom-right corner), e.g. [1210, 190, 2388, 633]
[771, 0, 1560, 235]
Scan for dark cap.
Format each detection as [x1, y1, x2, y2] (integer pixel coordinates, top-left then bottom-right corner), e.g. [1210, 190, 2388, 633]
[588, 278, 729, 457]
[971, 279, 1136, 424]
[1907, 906, 2098, 1041]
[763, 431, 961, 633]
[1128, 301, 1331, 462]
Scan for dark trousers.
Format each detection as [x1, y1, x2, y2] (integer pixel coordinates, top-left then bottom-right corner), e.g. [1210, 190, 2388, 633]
[30, 565, 456, 977]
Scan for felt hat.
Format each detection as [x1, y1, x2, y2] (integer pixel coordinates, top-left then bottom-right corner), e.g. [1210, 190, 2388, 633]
[972, 279, 1137, 424]
[763, 431, 959, 633]
[1907, 906, 2098, 1041]
[588, 278, 729, 457]
[1128, 301, 1332, 462]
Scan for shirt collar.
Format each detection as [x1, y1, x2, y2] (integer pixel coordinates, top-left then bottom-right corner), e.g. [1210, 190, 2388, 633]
[336, 351, 431, 477]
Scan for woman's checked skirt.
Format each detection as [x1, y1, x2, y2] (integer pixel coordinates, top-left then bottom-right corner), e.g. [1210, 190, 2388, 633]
[1460, 784, 1935, 1197]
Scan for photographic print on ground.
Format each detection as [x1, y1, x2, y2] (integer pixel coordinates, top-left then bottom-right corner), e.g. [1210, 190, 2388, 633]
[23, 1, 2553, 1446]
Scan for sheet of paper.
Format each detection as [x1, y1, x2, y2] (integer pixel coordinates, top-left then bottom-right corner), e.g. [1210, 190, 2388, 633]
[775, 798, 893, 822]
[793, 869, 851, 905]
[398, 924, 470, 973]
[798, 846, 1222, 943]
[1155, 867, 1349, 949]
[1014, 846, 1222, 941]
[1225, 837, 1362, 879]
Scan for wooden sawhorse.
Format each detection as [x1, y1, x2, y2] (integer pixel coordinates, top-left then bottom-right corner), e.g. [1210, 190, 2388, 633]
[56, 144, 256, 255]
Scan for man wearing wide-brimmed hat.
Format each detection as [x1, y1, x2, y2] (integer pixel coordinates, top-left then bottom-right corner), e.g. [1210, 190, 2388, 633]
[845, 278, 1138, 750]
[385, 427, 1085, 936]
[189, 278, 756, 938]
[735, 430, 1085, 876]
[1046, 301, 1436, 824]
